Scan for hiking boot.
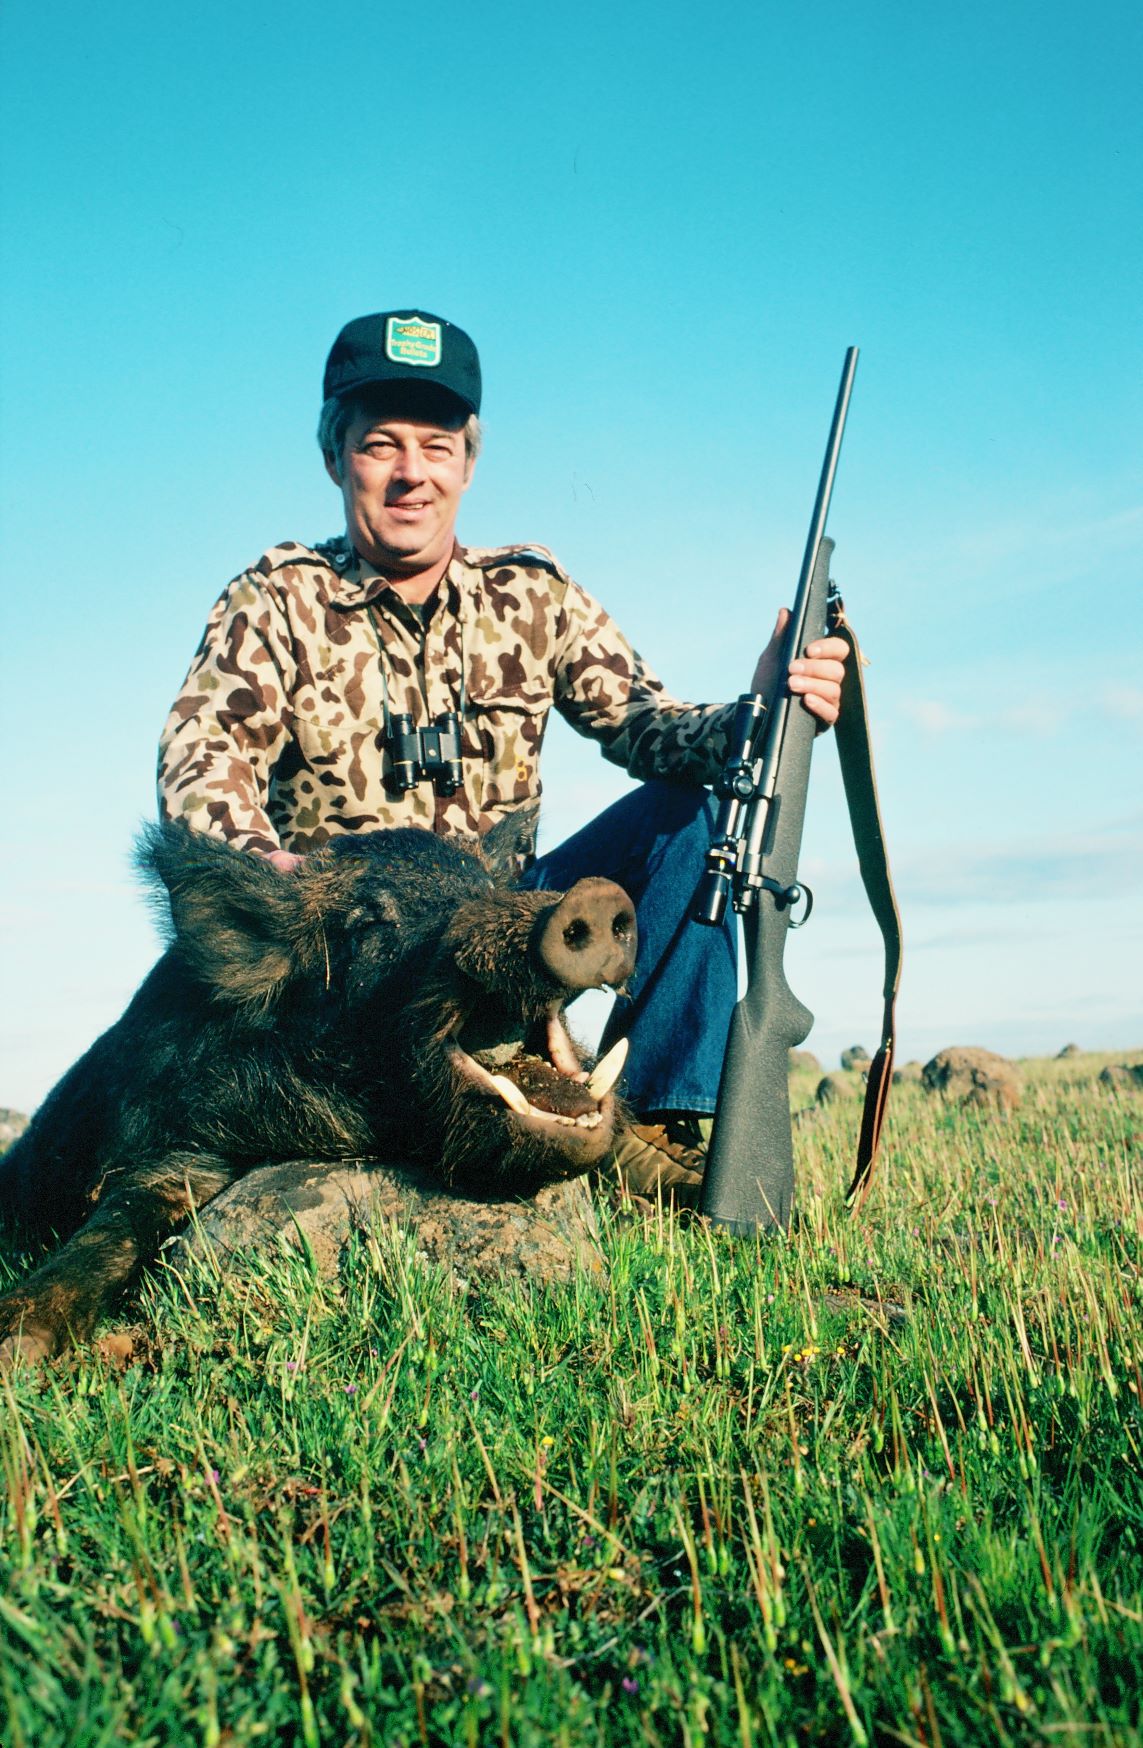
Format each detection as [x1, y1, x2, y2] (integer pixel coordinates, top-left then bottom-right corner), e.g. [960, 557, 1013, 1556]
[605, 1112, 712, 1210]
[656, 1111, 714, 1152]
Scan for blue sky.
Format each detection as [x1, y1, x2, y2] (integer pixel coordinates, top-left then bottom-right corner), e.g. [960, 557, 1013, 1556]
[2, 0, 1140, 1110]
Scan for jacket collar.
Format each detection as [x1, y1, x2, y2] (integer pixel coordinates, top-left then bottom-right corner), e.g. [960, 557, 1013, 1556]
[323, 537, 480, 615]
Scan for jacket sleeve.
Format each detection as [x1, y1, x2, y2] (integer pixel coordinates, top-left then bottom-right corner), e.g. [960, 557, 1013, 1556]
[156, 571, 298, 854]
[552, 580, 739, 784]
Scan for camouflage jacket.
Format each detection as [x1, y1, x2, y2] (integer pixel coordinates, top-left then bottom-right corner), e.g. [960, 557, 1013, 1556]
[158, 537, 737, 859]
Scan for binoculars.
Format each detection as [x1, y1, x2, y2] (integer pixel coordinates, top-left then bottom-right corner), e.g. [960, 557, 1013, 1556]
[387, 711, 464, 796]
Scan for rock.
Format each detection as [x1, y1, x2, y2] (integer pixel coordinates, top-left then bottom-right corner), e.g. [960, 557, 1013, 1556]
[821, 1289, 909, 1331]
[840, 1045, 871, 1072]
[0, 1109, 28, 1153]
[816, 1073, 861, 1106]
[789, 1049, 821, 1074]
[166, 1158, 606, 1291]
[1099, 1063, 1143, 1092]
[1057, 1043, 1082, 1059]
[922, 1047, 1020, 1111]
[892, 1060, 923, 1085]
[96, 1330, 139, 1367]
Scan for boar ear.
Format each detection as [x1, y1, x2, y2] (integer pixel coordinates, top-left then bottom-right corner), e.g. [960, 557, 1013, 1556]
[480, 804, 539, 883]
[137, 823, 305, 1005]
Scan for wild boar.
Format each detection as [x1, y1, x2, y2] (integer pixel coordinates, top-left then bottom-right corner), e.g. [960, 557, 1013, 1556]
[0, 821, 636, 1363]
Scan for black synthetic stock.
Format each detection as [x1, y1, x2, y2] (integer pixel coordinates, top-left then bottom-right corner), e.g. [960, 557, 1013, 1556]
[700, 540, 834, 1232]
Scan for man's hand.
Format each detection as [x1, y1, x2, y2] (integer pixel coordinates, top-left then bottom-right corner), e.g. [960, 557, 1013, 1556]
[265, 849, 305, 874]
[750, 608, 849, 729]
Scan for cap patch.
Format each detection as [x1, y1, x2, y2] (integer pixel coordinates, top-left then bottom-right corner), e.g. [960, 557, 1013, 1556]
[385, 316, 442, 368]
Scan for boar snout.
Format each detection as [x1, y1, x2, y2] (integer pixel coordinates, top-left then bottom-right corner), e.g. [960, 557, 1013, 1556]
[537, 879, 636, 992]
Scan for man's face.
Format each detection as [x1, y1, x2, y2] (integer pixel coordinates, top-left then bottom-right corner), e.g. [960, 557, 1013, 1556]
[329, 403, 474, 574]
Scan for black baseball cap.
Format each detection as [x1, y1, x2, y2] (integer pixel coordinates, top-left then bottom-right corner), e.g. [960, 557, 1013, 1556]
[322, 310, 482, 415]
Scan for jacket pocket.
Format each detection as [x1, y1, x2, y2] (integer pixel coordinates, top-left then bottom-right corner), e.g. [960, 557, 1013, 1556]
[465, 680, 550, 809]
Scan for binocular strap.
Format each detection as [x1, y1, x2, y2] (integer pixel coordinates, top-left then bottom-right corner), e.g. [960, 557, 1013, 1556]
[828, 601, 904, 1212]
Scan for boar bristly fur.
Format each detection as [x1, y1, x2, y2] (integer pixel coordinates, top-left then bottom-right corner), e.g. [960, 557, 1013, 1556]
[0, 822, 636, 1363]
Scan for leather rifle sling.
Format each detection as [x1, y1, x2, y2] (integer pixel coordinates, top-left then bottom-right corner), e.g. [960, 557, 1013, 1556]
[827, 599, 903, 1211]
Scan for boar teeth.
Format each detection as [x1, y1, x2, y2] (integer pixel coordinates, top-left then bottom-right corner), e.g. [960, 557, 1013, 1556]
[585, 1037, 629, 1102]
[489, 1074, 531, 1116]
[487, 1074, 604, 1130]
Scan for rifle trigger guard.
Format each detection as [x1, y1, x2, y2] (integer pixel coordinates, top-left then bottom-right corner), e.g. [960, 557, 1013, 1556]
[788, 882, 813, 928]
[761, 877, 814, 928]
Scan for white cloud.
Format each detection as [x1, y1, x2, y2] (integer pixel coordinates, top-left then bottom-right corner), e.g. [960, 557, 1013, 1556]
[1105, 686, 1143, 723]
[892, 818, 1143, 906]
[807, 814, 1143, 911]
[899, 698, 979, 734]
[899, 694, 1061, 738]
[898, 687, 1139, 739]
[952, 502, 1143, 571]
[869, 495, 1142, 606]
[999, 699, 1059, 735]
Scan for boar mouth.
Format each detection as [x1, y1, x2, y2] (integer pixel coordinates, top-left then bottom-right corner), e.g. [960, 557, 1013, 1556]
[448, 1010, 628, 1138]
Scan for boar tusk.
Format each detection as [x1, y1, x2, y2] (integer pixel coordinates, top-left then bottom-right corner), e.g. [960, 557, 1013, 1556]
[545, 1011, 586, 1078]
[585, 1037, 629, 1102]
[489, 1074, 531, 1116]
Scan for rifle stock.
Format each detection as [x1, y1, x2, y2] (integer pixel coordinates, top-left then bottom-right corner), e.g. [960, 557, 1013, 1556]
[700, 538, 833, 1232]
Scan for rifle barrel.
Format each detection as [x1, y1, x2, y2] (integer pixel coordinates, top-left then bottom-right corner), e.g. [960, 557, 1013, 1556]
[738, 348, 859, 897]
[789, 346, 859, 665]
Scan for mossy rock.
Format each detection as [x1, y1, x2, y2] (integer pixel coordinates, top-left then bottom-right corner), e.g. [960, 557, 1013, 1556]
[816, 1072, 861, 1106]
[1099, 1063, 1143, 1093]
[0, 1109, 28, 1154]
[892, 1060, 923, 1085]
[168, 1159, 605, 1291]
[922, 1046, 1020, 1111]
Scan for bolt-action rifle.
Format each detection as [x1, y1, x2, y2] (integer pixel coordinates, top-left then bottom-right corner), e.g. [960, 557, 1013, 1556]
[693, 348, 902, 1234]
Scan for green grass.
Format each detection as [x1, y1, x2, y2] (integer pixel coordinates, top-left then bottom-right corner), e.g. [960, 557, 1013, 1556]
[1, 1051, 1140, 1746]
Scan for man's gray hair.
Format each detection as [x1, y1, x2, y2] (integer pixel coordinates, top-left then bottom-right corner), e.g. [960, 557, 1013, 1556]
[318, 391, 482, 480]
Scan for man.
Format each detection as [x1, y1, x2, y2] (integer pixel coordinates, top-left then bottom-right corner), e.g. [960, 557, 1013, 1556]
[158, 310, 848, 1199]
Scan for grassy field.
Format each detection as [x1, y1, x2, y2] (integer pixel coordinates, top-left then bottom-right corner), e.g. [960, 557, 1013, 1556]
[1, 1050, 1140, 1746]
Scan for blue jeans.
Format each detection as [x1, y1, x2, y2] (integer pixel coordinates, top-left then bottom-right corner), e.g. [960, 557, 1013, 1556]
[521, 781, 737, 1116]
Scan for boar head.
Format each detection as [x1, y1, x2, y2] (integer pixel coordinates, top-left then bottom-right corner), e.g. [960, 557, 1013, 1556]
[144, 822, 636, 1195]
